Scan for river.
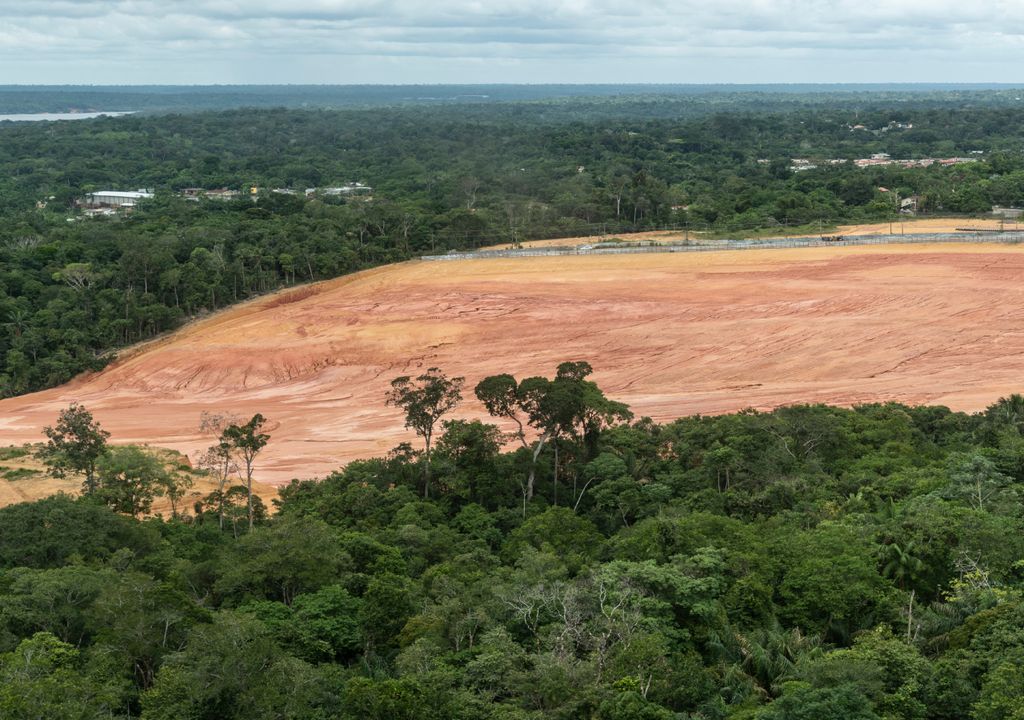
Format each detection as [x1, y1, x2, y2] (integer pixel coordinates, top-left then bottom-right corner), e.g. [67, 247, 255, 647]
[0, 111, 136, 122]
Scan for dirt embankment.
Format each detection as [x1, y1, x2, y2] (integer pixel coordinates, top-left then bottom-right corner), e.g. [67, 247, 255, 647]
[2, 242, 1024, 487]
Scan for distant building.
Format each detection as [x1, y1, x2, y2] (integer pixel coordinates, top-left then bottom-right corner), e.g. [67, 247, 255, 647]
[901, 196, 921, 214]
[177, 187, 241, 201]
[992, 206, 1024, 219]
[312, 182, 373, 197]
[85, 190, 153, 208]
[204, 188, 241, 201]
[789, 159, 818, 172]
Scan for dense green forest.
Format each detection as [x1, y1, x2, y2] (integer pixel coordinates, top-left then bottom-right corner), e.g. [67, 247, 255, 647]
[4, 363, 1024, 719]
[5, 91, 1024, 397]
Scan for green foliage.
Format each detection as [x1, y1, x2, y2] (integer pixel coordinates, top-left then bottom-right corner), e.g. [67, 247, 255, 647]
[974, 661, 1024, 720]
[755, 683, 879, 720]
[96, 446, 169, 518]
[505, 507, 604, 573]
[214, 517, 347, 606]
[39, 403, 110, 493]
[0, 495, 160, 569]
[0, 632, 130, 719]
[219, 414, 270, 531]
[141, 612, 337, 720]
[8, 378, 1024, 716]
[386, 368, 465, 498]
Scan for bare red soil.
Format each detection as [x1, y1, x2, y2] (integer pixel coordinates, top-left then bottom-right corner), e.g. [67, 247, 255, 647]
[3, 243, 1024, 486]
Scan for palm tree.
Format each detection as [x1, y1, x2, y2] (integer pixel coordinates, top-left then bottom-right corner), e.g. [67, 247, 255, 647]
[709, 621, 824, 700]
[878, 540, 924, 591]
[985, 394, 1024, 432]
[4, 307, 29, 337]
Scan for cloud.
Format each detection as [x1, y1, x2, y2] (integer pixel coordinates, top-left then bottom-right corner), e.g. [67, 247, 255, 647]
[2, 0, 1024, 83]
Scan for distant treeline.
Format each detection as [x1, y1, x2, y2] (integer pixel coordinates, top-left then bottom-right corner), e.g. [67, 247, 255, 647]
[4, 83, 1024, 114]
[5, 93, 1024, 395]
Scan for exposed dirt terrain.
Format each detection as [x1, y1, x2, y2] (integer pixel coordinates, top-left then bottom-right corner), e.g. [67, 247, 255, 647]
[3, 243, 1024, 486]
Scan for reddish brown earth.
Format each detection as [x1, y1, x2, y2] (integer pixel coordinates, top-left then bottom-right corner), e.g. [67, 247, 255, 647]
[3, 243, 1024, 486]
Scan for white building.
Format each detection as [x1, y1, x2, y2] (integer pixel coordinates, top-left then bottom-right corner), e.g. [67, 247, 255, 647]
[85, 190, 154, 208]
[313, 182, 373, 197]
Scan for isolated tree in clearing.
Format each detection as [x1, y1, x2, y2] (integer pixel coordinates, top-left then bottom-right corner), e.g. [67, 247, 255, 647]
[197, 411, 242, 529]
[95, 445, 168, 519]
[40, 403, 110, 494]
[220, 414, 270, 530]
[386, 368, 464, 498]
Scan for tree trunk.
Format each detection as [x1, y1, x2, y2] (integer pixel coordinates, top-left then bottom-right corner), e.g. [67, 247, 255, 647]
[423, 433, 432, 499]
[553, 441, 559, 506]
[526, 431, 551, 501]
[246, 457, 254, 530]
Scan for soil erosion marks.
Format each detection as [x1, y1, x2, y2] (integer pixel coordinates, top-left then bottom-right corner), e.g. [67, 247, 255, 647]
[2, 243, 1023, 485]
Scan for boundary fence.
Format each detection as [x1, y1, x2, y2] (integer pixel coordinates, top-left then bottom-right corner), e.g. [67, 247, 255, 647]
[420, 232, 1024, 261]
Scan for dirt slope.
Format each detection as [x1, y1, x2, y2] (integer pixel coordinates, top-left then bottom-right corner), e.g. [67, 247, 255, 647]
[3, 243, 1024, 486]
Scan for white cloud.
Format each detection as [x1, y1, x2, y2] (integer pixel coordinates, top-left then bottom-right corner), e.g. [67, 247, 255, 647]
[2, 0, 1024, 82]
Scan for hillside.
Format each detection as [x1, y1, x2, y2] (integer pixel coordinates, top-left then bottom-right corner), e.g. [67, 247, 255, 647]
[2, 242, 1024, 485]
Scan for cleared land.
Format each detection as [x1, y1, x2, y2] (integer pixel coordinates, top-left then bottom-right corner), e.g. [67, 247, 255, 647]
[2, 242, 1024, 487]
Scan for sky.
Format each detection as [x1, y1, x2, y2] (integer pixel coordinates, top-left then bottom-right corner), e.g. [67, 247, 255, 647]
[2, 0, 1024, 85]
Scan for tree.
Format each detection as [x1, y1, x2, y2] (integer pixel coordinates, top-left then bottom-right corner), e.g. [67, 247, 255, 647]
[160, 469, 194, 520]
[196, 441, 238, 530]
[984, 394, 1024, 434]
[944, 452, 1016, 513]
[386, 368, 464, 498]
[477, 362, 631, 510]
[435, 419, 504, 504]
[221, 414, 270, 530]
[877, 541, 925, 592]
[96, 446, 168, 518]
[475, 373, 541, 511]
[215, 517, 347, 606]
[197, 411, 242, 530]
[40, 403, 110, 494]
[0, 632, 129, 719]
[141, 612, 334, 720]
[198, 485, 265, 538]
[756, 683, 879, 720]
[974, 661, 1024, 720]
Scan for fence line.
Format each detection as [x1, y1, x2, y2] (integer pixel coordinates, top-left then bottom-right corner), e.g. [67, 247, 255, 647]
[420, 232, 1024, 261]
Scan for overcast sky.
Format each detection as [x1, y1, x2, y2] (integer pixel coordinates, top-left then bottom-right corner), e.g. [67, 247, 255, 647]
[3, 0, 1024, 85]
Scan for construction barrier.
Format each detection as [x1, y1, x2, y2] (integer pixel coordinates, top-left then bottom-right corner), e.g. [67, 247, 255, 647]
[420, 232, 1024, 261]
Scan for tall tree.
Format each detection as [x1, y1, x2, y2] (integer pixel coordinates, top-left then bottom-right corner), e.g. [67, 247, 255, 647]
[40, 403, 110, 494]
[386, 368, 464, 498]
[96, 446, 168, 519]
[477, 362, 631, 509]
[221, 414, 270, 530]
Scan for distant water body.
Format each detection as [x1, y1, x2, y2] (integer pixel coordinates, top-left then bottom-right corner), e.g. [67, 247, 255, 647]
[0, 111, 135, 122]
